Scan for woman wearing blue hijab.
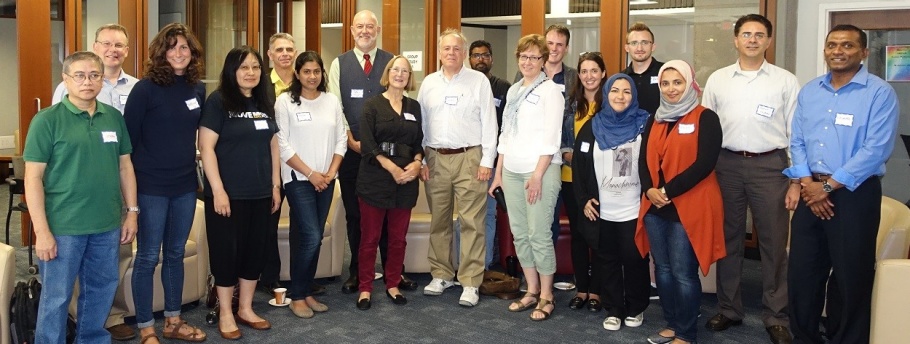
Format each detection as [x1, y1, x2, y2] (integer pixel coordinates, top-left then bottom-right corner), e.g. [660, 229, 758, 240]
[573, 73, 651, 332]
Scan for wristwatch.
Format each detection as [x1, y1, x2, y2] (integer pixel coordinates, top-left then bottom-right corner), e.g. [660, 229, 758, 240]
[822, 180, 833, 193]
[126, 206, 140, 214]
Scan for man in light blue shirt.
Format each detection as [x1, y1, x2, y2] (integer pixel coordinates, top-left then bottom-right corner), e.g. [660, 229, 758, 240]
[784, 24, 899, 344]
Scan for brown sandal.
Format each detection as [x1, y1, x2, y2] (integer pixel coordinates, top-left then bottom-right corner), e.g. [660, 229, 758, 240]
[508, 292, 540, 312]
[140, 333, 159, 344]
[530, 298, 554, 321]
[163, 320, 207, 342]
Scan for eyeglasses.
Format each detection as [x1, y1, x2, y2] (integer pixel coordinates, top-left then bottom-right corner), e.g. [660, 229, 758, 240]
[389, 67, 411, 75]
[518, 55, 544, 62]
[64, 72, 103, 83]
[739, 32, 767, 40]
[627, 40, 652, 47]
[470, 53, 492, 60]
[96, 41, 127, 50]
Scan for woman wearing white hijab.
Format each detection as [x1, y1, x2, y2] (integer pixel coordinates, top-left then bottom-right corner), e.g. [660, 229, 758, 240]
[636, 60, 725, 344]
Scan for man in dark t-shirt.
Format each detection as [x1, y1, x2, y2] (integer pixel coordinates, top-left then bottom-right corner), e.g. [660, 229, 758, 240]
[622, 22, 663, 116]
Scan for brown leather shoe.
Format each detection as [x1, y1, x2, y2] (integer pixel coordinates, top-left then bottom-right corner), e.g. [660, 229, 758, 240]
[766, 325, 793, 344]
[219, 325, 242, 340]
[235, 314, 271, 330]
[107, 323, 137, 341]
[705, 313, 743, 331]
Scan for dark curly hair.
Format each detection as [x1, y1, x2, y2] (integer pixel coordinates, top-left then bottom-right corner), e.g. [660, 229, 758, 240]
[287, 51, 327, 105]
[145, 23, 204, 85]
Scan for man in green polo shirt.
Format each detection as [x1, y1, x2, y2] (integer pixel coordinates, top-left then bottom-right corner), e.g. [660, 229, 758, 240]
[24, 51, 138, 343]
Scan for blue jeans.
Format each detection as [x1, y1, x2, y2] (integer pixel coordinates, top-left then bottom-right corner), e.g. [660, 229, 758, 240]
[131, 192, 197, 328]
[285, 179, 334, 300]
[644, 214, 702, 343]
[36, 228, 120, 344]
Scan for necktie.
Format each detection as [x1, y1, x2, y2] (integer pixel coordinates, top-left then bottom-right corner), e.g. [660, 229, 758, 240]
[363, 54, 372, 75]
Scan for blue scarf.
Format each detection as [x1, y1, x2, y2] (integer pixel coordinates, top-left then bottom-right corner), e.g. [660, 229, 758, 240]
[503, 73, 548, 137]
[592, 73, 651, 150]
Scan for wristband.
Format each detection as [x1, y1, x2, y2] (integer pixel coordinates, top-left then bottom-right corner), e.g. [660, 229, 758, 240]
[307, 170, 314, 178]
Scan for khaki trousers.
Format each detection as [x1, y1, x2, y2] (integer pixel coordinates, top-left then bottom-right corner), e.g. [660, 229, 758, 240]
[425, 147, 487, 287]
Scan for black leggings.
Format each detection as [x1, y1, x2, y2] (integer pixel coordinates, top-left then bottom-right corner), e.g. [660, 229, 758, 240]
[205, 197, 271, 286]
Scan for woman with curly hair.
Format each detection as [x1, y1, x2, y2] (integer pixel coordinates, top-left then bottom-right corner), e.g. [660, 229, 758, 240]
[123, 22, 207, 344]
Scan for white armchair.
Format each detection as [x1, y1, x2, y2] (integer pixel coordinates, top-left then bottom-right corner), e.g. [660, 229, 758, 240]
[0, 243, 14, 344]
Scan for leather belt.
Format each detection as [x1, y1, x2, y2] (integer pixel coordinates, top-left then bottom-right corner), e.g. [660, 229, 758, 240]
[724, 148, 782, 157]
[430, 146, 477, 155]
[812, 173, 831, 182]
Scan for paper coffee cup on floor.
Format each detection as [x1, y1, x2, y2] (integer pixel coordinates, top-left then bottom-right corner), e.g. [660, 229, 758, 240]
[273, 288, 287, 304]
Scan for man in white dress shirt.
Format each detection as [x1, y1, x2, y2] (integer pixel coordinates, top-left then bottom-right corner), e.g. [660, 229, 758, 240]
[701, 14, 799, 344]
[418, 29, 497, 307]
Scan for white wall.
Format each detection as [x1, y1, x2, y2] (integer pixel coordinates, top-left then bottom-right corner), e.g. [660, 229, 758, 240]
[0, 18, 20, 137]
[84, 0, 119, 50]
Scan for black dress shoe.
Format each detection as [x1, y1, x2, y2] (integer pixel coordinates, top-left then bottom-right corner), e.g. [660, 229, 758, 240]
[311, 283, 326, 295]
[386, 290, 408, 305]
[568, 296, 587, 310]
[398, 274, 419, 291]
[705, 313, 743, 331]
[766, 325, 793, 344]
[586, 299, 602, 312]
[356, 297, 371, 310]
[342, 275, 358, 294]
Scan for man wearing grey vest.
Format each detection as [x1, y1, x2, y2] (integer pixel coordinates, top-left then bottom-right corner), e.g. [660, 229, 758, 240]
[328, 9, 418, 294]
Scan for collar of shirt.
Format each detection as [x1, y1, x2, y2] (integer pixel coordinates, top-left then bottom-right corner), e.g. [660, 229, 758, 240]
[270, 68, 291, 94]
[103, 69, 132, 87]
[821, 64, 870, 91]
[62, 96, 109, 117]
[625, 58, 661, 76]
[731, 59, 771, 78]
[353, 47, 379, 64]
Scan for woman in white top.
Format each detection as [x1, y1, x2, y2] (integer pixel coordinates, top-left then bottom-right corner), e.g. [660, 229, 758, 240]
[489, 34, 564, 321]
[274, 51, 347, 319]
[573, 73, 652, 331]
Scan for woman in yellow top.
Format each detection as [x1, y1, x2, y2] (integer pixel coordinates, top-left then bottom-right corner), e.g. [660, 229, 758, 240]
[563, 52, 607, 312]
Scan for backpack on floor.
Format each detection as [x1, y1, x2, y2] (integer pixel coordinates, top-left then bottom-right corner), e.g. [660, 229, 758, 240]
[10, 277, 40, 344]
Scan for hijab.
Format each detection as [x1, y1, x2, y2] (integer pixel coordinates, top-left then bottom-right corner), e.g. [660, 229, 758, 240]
[592, 73, 651, 150]
[653, 60, 701, 122]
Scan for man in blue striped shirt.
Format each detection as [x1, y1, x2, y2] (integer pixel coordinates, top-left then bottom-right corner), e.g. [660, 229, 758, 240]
[784, 24, 899, 344]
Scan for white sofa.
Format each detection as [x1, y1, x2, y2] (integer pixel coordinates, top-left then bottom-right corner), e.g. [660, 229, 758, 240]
[0, 243, 14, 344]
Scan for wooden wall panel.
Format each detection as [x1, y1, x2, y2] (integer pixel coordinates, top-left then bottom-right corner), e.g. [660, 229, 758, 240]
[600, 0, 627, 74]
[424, 0, 437, 74]
[306, 0, 322, 52]
[341, 0, 355, 52]
[521, 0, 544, 37]
[440, 0, 460, 32]
[382, 0, 400, 54]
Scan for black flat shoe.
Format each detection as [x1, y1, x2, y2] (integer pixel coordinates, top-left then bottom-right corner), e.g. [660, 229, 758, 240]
[705, 313, 742, 331]
[342, 275, 358, 294]
[586, 299, 602, 312]
[386, 290, 408, 305]
[398, 275, 419, 291]
[356, 297, 371, 310]
[568, 296, 587, 309]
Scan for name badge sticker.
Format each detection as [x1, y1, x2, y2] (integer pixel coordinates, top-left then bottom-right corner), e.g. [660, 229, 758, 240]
[526, 94, 540, 105]
[650, 76, 659, 84]
[351, 89, 364, 98]
[494, 98, 502, 108]
[678, 123, 695, 134]
[445, 96, 458, 105]
[101, 131, 118, 143]
[755, 104, 774, 118]
[580, 141, 591, 153]
[835, 113, 854, 127]
[119, 94, 129, 105]
[403, 113, 417, 121]
[185, 98, 200, 110]
[296, 112, 312, 122]
[254, 120, 269, 130]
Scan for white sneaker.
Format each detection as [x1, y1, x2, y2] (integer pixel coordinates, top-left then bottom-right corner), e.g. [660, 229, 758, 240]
[459, 287, 479, 307]
[423, 278, 455, 295]
[624, 312, 644, 327]
[603, 316, 621, 331]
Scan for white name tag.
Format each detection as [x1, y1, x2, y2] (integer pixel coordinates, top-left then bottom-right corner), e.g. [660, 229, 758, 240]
[102, 131, 118, 143]
[254, 120, 269, 130]
[650, 76, 659, 84]
[296, 112, 312, 121]
[580, 141, 591, 153]
[403, 113, 416, 121]
[756, 104, 774, 118]
[351, 89, 364, 98]
[494, 98, 502, 108]
[525, 94, 540, 105]
[678, 123, 695, 134]
[835, 113, 854, 127]
[445, 96, 458, 105]
[185, 98, 200, 110]
[119, 94, 129, 105]
[557, 84, 566, 93]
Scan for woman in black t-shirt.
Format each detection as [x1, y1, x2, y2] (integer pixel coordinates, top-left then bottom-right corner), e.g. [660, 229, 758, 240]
[199, 46, 280, 339]
[354, 56, 423, 310]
